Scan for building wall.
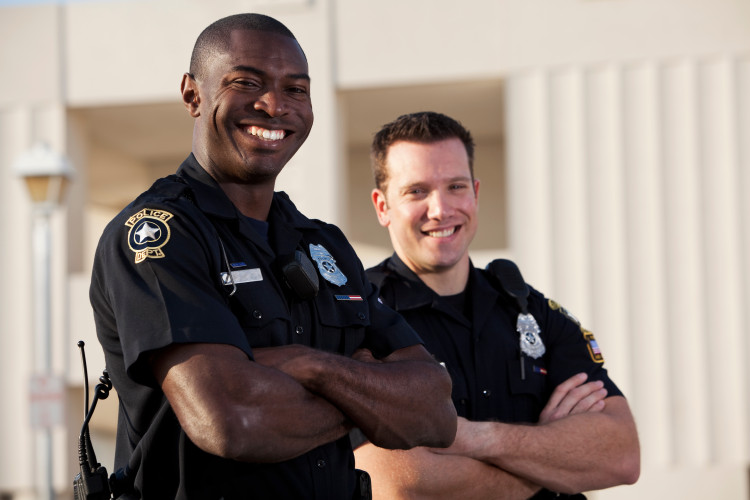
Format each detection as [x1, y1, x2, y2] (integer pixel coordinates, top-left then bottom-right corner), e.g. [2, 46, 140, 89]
[0, 0, 748, 498]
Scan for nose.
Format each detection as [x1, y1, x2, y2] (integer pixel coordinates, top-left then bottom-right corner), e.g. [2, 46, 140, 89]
[427, 191, 453, 220]
[253, 88, 285, 117]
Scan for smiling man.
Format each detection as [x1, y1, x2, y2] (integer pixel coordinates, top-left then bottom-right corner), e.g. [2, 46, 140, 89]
[355, 112, 640, 499]
[89, 16, 455, 500]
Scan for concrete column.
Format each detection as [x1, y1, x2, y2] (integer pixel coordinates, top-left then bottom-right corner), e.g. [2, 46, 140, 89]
[660, 59, 711, 466]
[621, 62, 671, 467]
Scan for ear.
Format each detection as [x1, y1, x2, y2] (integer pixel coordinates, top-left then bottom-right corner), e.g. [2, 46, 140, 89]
[473, 178, 480, 200]
[371, 188, 390, 227]
[181, 73, 201, 117]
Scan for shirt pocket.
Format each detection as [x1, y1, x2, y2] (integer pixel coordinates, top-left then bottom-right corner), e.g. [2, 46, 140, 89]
[315, 291, 369, 356]
[507, 358, 547, 421]
[230, 282, 291, 348]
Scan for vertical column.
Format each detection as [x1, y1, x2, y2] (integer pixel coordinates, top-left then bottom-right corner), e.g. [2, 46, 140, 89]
[698, 58, 746, 463]
[548, 68, 591, 320]
[584, 65, 631, 393]
[739, 56, 750, 464]
[621, 62, 671, 467]
[505, 72, 553, 291]
[660, 60, 710, 465]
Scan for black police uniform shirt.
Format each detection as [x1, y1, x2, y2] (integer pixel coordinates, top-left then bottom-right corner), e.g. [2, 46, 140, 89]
[367, 254, 623, 499]
[90, 154, 423, 500]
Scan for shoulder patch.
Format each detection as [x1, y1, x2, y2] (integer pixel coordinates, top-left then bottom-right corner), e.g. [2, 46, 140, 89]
[547, 299, 581, 325]
[582, 329, 605, 363]
[126, 208, 173, 263]
[548, 299, 604, 363]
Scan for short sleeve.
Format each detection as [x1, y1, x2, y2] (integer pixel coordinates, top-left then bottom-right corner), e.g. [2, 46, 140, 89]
[530, 288, 624, 398]
[90, 199, 251, 385]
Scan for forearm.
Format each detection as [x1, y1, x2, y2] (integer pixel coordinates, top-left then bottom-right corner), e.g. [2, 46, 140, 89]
[355, 443, 539, 500]
[257, 344, 456, 449]
[465, 397, 640, 493]
[313, 348, 455, 449]
[154, 343, 351, 463]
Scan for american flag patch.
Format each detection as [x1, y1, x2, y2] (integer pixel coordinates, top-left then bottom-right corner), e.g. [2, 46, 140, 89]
[533, 365, 548, 375]
[583, 330, 604, 363]
[589, 339, 601, 355]
[335, 295, 363, 301]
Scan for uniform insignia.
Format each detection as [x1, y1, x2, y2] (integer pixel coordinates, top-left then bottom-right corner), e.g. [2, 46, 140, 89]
[221, 268, 263, 285]
[583, 329, 605, 363]
[548, 299, 580, 325]
[335, 295, 362, 301]
[125, 208, 173, 264]
[518, 313, 545, 359]
[533, 365, 548, 375]
[309, 244, 347, 286]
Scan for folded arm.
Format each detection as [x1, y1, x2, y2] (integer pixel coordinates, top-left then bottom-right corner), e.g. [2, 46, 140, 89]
[151, 342, 352, 463]
[253, 343, 457, 450]
[355, 443, 540, 500]
[355, 372, 639, 496]
[435, 395, 640, 494]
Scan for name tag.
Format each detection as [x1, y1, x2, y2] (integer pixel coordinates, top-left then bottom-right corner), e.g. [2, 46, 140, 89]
[221, 268, 262, 285]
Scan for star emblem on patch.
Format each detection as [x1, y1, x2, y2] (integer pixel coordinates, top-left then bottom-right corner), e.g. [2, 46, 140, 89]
[125, 208, 174, 263]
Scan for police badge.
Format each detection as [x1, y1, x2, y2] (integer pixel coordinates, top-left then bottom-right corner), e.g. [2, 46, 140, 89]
[517, 313, 545, 359]
[309, 243, 347, 286]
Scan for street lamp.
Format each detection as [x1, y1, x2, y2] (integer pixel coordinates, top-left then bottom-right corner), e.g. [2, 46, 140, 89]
[14, 142, 74, 500]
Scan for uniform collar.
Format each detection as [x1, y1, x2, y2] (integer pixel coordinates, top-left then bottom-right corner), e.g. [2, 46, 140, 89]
[175, 154, 318, 257]
[175, 154, 318, 231]
[379, 254, 502, 330]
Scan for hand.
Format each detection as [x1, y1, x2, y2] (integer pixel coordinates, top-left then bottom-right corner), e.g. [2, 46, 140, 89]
[538, 372, 607, 425]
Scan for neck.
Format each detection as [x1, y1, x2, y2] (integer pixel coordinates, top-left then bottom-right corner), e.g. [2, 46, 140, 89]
[218, 181, 275, 220]
[415, 258, 470, 296]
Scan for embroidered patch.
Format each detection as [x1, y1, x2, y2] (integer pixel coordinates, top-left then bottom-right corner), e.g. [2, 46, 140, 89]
[126, 208, 173, 264]
[583, 329, 604, 363]
[548, 299, 581, 325]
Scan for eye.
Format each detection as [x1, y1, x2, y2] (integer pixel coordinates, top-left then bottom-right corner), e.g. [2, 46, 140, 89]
[233, 78, 261, 90]
[286, 84, 310, 99]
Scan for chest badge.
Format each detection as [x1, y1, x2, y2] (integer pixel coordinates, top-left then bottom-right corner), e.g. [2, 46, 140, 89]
[309, 243, 347, 286]
[517, 313, 545, 359]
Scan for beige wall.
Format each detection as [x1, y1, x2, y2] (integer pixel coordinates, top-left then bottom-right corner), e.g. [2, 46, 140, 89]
[1, 0, 749, 498]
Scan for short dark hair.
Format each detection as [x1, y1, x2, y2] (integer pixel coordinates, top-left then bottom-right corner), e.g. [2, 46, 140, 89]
[189, 13, 299, 80]
[371, 111, 475, 192]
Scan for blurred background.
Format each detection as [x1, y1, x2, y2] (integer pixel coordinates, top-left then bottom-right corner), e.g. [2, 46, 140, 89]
[1, 0, 749, 498]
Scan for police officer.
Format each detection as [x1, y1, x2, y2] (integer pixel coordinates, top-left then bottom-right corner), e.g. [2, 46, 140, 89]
[354, 112, 640, 499]
[90, 17, 456, 499]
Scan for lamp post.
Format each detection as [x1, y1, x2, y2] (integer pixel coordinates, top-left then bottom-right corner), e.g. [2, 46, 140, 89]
[14, 142, 73, 500]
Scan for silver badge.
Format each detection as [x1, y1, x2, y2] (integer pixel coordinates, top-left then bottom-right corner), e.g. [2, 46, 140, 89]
[309, 243, 347, 286]
[518, 313, 545, 359]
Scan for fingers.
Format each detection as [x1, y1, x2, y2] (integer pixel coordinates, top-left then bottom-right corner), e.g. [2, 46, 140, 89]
[538, 373, 608, 424]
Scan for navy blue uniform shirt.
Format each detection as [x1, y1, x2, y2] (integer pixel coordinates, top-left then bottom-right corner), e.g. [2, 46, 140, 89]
[90, 155, 422, 499]
[367, 254, 623, 499]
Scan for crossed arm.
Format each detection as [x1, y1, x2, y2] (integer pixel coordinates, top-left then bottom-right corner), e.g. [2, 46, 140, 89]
[151, 342, 456, 463]
[354, 373, 640, 499]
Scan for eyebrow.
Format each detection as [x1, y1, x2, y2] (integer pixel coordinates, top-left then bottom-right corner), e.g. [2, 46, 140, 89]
[230, 65, 311, 81]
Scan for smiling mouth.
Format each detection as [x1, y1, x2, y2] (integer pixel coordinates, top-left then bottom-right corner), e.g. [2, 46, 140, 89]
[246, 125, 287, 141]
[426, 227, 457, 238]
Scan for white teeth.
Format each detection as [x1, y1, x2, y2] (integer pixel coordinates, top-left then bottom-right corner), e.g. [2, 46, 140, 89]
[427, 228, 455, 238]
[248, 126, 285, 141]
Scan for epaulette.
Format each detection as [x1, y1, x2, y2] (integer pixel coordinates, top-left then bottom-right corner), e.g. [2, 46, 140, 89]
[133, 174, 193, 204]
